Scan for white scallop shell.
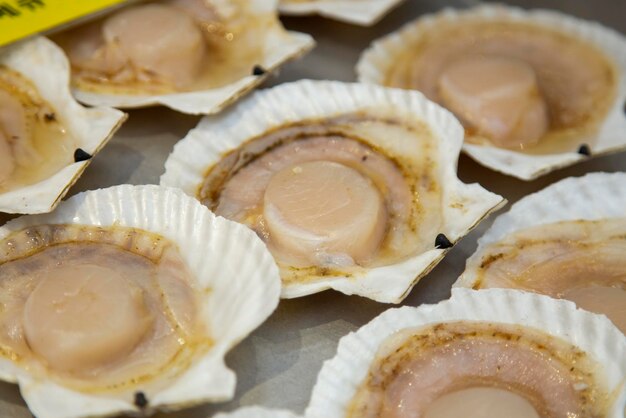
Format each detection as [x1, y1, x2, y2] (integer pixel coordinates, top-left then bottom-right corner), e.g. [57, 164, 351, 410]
[0, 185, 281, 418]
[455, 171, 626, 289]
[0, 37, 126, 214]
[356, 5, 626, 180]
[161, 80, 505, 303]
[279, 0, 404, 26]
[215, 407, 300, 418]
[306, 288, 626, 418]
[71, 0, 314, 114]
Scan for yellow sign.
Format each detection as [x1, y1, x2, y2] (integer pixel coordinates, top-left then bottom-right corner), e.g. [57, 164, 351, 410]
[0, 0, 129, 47]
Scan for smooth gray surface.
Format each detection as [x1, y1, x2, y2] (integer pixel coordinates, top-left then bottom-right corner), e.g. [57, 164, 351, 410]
[0, 1, 624, 417]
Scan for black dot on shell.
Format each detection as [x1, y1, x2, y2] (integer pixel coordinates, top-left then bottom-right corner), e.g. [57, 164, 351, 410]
[577, 144, 591, 156]
[134, 391, 148, 409]
[435, 233, 453, 249]
[252, 65, 267, 76]
[44, 112, 56, 122]
[73, 148, 92, 162]
[361, 155, 368, 161]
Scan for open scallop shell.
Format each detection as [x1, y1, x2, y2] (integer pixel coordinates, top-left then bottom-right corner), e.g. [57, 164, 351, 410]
[279, 0, 405, 26]
[70, 0, 314, 114]
[215, 407, 300, 418]
[306, 288, 626, 418]
[0, 37, 126, 214]
[455, 171, 626, 289]
[357, 5, 626, 180]
[161, 80, 505, 303]
[0, 185, 281, 418]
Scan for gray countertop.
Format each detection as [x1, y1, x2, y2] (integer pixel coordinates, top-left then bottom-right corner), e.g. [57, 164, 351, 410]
[0, 0, 624, 416]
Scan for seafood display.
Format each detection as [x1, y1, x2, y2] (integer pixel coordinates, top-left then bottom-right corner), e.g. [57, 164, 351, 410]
[0, 37, 125, 214]
[456, 172, 626, 334]
[53, 0, 314, 114]
[161, 80, 504, 302]
[0, 2, 624, 418]
[0, 185, 281, 417]
[357, 5, 626, 179]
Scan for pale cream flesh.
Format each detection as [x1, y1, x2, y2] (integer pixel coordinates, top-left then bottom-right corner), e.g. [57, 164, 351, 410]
[438, 55, 549, 148]
[424, 387, 540, 418]
[57, 0, 217, 90]
[263, 160, 386, 266]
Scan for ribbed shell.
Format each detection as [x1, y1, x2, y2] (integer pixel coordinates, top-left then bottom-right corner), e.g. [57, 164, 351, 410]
[0, 185, 281, 418]
[161, 80, 505, 303]
[0, 37, 126, 214]
[357, 5, 626, 180]
[71, 0, 314, 114]
[306, 288, 626, 418]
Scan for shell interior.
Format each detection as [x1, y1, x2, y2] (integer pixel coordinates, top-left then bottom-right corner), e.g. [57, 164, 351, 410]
[55, 0, 315, 114]
[0, 185, 281, 418]
[357, 5, 626, 180]
[306, 288, 626, 418]
[455, 172, 626, 334]
[0, 37, 126, 214]
[161, 80, 505, 303]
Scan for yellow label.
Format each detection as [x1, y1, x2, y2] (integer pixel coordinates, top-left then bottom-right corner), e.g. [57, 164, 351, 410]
[0, 0, 129, 47]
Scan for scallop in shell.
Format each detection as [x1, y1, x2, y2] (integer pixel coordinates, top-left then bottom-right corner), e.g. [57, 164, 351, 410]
[0, 37, 125, 214]
[0, 185, 281, 418]
[307, 288, 626, 418]
[357, 5, 626, 180]
[455, 172, 626, 334]
[279, 0, 405, 26]
[53, 0, 315, 114]
[161, 80, 504, 303]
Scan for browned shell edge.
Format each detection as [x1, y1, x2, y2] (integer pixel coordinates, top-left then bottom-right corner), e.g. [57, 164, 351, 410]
[48, 112, 129, 213]
[206, 36, 317, 116]
[392, 196, 508, 304]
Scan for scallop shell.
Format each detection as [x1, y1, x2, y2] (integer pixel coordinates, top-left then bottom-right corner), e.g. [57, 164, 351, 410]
[215, 407, 300, 418]
[356, 5, 626, 180]
[279, 0, 404, 26]
[161, 80, 505, 303]
[70, 0, 314, 114]
[306, 288, 626, 418]
[454, 171, 626, 289]
[0, 185, 281, 418]
[0, 37, 126, 214]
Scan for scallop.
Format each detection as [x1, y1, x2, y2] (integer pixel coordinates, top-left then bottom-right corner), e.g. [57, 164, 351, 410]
[456, 172, 626, 334]
[307, 288, 626, 418]
[357, 5, 626, 180]
[279, 0, 405, 26]
[0, 37, 125, 214]
[53, 0, 314, 114]
[0, 185, 281, 418]
[161, 80, 504, 303]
